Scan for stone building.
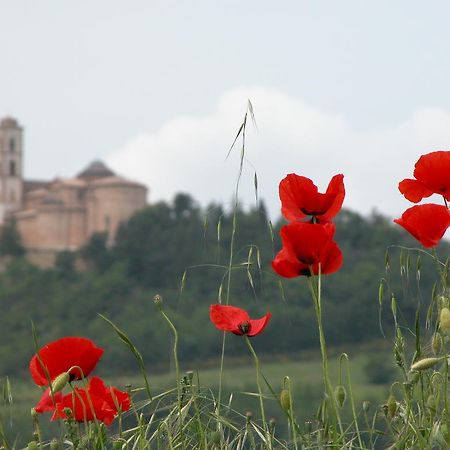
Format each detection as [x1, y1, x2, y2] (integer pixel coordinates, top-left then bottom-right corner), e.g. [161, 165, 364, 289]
[0, 117, 147, 262]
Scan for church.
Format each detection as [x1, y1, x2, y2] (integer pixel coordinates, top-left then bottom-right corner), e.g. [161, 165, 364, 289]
[0, 117, 147, 262]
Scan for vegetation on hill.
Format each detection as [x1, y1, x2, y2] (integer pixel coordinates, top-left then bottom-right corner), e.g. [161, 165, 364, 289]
[0, 193, 440, 379]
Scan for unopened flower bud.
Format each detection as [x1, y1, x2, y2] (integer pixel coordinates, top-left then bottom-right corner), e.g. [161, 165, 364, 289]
[280, 389, 291, 411]
[27, 442, 38, 450]
[153, 295, 163, 309]
[51, 372, 70, 393]
[440, 308, 450, 334]
[387, 395, 397, 418]
[49, 440, 59, 450]
[112, 440, 122, 450]
[245, 411, 253, 422]
[432, 333, 443, 355]
[411, 357, 440, 371]
[269, 417, 276, 430]
[30, 408, 38, 418]
[363, 400, 370, 413]
[334, 385, 347, 408]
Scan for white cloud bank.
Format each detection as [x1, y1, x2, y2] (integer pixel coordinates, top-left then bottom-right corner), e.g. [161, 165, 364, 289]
[107, 86, 450, 219]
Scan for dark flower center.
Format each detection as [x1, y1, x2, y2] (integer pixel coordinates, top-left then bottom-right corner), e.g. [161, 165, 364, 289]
[238, 321, 250, 334]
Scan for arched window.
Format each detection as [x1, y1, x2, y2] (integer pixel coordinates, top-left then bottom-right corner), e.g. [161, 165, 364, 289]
[9, 161, 15, 176]
[9, 138, 15, 153]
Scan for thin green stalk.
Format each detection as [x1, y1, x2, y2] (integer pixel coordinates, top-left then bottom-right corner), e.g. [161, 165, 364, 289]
[306, 271, 344, 436]
[217, 107, 249, 418]
[341, 353, 364, 448]
[158, 307, 183, 448]
[245, 336, 272, 449]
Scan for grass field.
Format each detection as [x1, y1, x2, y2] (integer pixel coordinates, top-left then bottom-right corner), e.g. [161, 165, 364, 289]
[1, 342, 397, 447]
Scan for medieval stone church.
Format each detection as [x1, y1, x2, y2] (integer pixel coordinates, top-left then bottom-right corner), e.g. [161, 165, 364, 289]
[0, 117, 147, 262]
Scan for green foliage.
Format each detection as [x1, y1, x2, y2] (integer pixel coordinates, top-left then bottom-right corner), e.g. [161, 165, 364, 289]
[0, 219, 24, 258]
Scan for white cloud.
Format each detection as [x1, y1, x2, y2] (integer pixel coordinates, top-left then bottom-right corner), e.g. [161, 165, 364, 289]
[106, 86, 450, 219]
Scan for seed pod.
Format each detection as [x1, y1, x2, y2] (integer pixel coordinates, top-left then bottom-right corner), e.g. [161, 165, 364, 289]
[411, 357, 440, 371]
[280, 389, 291, 411]
[432, 333, 443, 355]
[440, 307, 450, 334]
[334, 385, 347, 408]
[387, 395, 397, 418]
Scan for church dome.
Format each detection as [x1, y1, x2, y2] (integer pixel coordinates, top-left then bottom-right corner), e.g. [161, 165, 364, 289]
[0, 117, 20, 129]
[77, 160, 116, 180]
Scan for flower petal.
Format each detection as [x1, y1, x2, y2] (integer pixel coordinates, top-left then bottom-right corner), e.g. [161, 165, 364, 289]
[30, 337, 104, 386]
[398, 178, 434, 203]
[247, 312, 272, 337]
[394, 204, 450, 248]
[209, 304, 249, 334]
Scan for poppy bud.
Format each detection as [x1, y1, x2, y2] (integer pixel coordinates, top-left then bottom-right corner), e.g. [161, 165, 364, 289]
[280, 389, 291, 411]
[334, 385, 346, 408]
[153, 294, 163, 309]
[30, 407, 38, 418]
[440, 308, 450, 334]
[245, 411, 253, 422]
[269, 417, 276, 429]
[112, 440, 122, 450]
[51, 372, 70, 393]
[50, 440, 59, 450]
[432, 333, 443, 355]
[28, 442, 38, 450]
[387, 395, 397, 418]
[411, 357, 440, 371]
[363, 400, 370, 413]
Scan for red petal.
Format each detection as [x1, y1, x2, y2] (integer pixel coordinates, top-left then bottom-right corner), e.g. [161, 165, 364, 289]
[279, 174, 316, 221]
[414, 151, 450, 200]
[320, 174, 345, 221]
[272, 247, 309, 278]
[247, 312, 272, 337]
[34, 388, 62, 413]
[398, 179, 433, 203]
[30, 337, 104, 386]
[394, 204, 450, 248]
[209, 305, 249, 334]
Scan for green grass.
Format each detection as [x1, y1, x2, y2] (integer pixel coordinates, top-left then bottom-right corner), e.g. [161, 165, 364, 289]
[1, 344, 396, 447]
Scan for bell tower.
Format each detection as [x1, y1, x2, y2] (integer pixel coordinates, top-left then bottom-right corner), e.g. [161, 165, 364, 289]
[0, 117, 23, 223]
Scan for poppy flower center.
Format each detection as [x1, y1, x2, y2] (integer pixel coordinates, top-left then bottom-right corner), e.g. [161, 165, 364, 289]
[238, 321, 251, 334]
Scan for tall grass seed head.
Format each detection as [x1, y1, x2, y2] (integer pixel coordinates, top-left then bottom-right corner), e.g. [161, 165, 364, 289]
[387, 394, 397, 418]
[432, 333, 443, 355]
[411, 357, 440, 371]
[440, 307, 450, 334]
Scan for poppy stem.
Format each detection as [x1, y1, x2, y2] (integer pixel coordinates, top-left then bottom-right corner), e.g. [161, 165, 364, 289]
[244, 336, 272, 449]
[307, 268, 344, 437]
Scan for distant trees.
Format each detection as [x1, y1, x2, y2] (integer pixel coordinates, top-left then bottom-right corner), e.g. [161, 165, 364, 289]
[0, 193, 440, 378]
[0, 219, 24, 257]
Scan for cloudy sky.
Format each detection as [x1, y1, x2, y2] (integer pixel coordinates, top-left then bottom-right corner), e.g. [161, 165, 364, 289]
[2, 1, 450, 219]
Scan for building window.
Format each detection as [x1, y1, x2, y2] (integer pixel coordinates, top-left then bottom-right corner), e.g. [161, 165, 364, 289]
[9, 161, 15, 176]
[9, 138, 15, 153]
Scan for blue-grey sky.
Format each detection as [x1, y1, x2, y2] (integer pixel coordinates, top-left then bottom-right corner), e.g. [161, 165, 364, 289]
[2, 1, 450, 218]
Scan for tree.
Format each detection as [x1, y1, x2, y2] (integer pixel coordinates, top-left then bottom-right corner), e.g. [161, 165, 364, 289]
[0, 219, 24, 257]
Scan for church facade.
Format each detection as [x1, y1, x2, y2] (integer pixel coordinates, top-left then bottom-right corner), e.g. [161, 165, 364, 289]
[0, 117, 147, 256]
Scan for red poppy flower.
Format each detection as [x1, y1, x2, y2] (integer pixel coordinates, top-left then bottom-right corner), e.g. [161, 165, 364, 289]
[399, 151, 450, 203]
[272, 222, 343, 277]
[51, 376, 131, 426]
[394, 204, 450, 248]
[279, 173, 345, 222]
[209, 304, 271, 337]
[29, 337, 104, 386]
